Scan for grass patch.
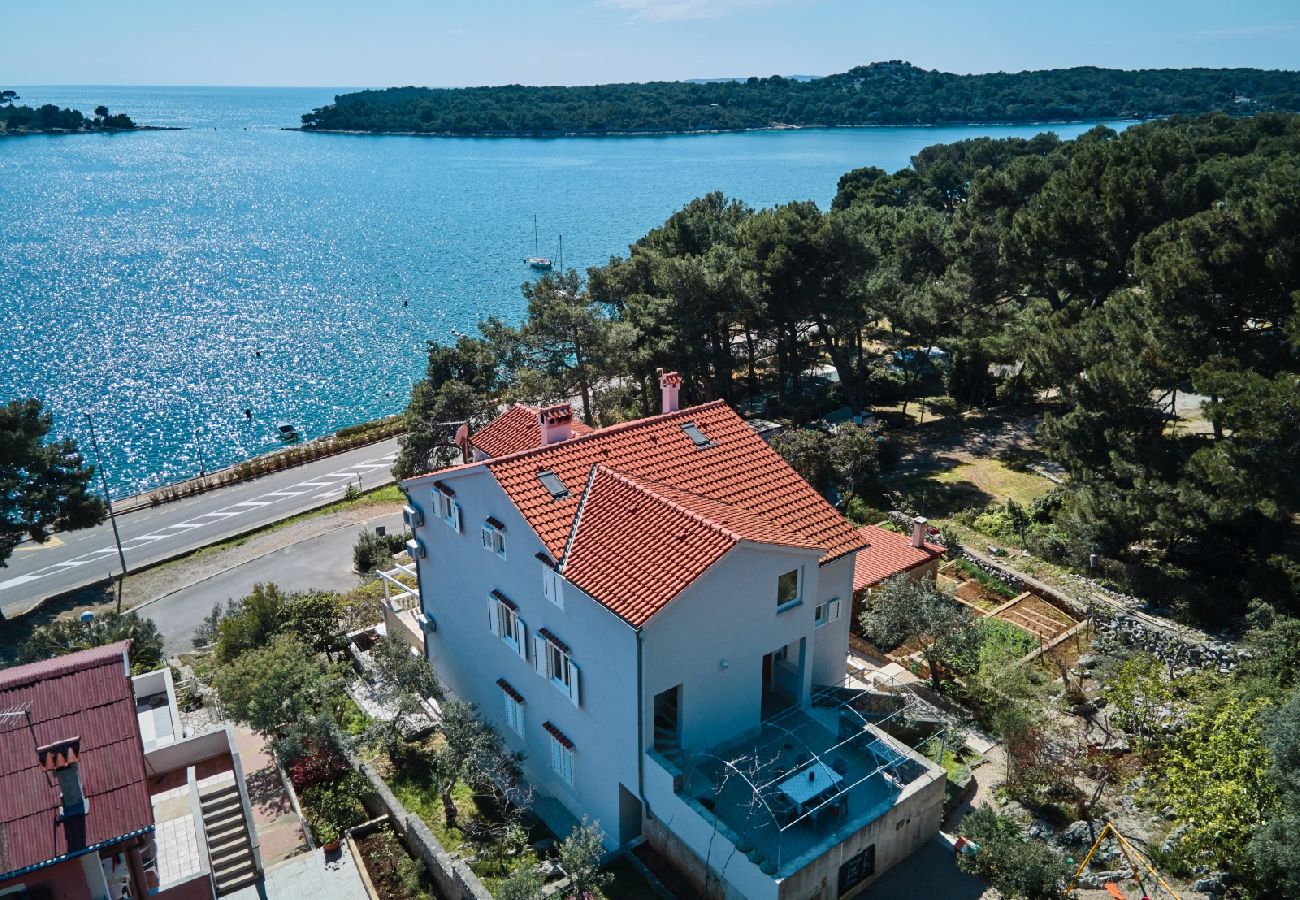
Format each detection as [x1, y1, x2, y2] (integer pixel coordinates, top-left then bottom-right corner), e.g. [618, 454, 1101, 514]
[952, 558, 1020, 600]
[210, 483, 404, 552]
[930, 459, 1053, 508]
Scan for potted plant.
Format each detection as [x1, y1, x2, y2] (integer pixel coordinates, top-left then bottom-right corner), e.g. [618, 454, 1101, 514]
[319, 822, 341, 854]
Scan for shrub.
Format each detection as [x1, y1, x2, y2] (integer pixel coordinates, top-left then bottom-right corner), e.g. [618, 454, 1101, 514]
[354, 529, 394, 572]
[956, 806, 1070, 899]
[288, 741, 351, 791]
[301, 771, 371, 844]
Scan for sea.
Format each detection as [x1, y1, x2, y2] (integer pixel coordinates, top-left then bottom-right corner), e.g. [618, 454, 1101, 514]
[0, 86, 1127, 498]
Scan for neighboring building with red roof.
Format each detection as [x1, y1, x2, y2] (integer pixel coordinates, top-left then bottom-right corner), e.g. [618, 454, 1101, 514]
[468, 402, 594, 460]
[396, 373, 945, 899]
[852, 523, 945, 594]
[0, 643, 255, 899]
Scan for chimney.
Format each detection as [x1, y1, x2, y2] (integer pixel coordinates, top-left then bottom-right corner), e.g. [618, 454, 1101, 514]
[657, 369, 682, 414]
[38, 737, 87, 817]
[538, 404, 574, 446]
[911, 516, 928, 549]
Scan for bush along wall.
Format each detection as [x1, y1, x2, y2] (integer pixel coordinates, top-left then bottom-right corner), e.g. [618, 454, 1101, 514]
[136, 417, 404, 510]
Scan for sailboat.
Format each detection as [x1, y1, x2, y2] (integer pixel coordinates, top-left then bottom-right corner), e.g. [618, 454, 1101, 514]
[526, 216, 553, 270]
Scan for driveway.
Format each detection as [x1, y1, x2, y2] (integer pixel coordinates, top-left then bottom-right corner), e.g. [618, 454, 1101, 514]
[143, 512, 404, 653]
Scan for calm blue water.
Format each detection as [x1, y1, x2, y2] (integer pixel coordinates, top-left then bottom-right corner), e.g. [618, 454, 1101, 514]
[0, 86, 1125, 497]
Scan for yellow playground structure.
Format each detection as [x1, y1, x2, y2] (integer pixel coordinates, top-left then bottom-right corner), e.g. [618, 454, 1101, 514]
[1068, 822, 1181, 899]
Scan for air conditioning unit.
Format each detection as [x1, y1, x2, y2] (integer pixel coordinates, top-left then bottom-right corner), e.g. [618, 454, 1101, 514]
[403, 504, 424, 529]
[407, 538, 427, 560]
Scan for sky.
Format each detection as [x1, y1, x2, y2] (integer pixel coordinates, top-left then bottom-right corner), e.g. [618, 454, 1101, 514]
[4, 0, 1298, 87]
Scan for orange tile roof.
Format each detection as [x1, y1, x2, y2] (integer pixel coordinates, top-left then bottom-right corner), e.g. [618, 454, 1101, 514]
[470, 403, 593, 458]
[852, 524, 945, 592]
[481, 401, 867, 626]
[561, 467, 823, 626]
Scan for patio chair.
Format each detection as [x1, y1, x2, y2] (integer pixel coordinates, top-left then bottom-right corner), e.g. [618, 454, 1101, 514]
[769, 791, 797, 827]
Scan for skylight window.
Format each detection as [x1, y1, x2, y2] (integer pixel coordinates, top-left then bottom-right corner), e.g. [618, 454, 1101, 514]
[681, 422, 712, 448]
[537, 469, 569, 499]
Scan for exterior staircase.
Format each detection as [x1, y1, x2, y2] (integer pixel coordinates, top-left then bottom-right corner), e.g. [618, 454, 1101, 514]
[199, 781, 259, 895]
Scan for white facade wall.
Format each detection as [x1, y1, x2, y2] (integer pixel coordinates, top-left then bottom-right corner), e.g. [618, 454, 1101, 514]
[405, 468, 862, 863]
[808, 554, 855, 686]
[641, 544, 823, 753]
[405, 472, 641, 848]
[640, 545, 854, 756]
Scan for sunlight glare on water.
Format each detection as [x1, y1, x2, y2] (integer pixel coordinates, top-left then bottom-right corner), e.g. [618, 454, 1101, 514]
[0, 85, 1125, 497]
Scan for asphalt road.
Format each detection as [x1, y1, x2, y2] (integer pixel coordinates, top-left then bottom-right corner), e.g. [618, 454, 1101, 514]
[0, 438, 401, 618]
[147, 511, 405, 654]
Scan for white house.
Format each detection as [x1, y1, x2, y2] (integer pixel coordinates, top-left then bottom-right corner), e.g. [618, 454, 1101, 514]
[397, 373, 945, 900]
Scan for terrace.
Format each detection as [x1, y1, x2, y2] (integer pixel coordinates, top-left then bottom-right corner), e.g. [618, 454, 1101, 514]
[672, 674, 946, 879]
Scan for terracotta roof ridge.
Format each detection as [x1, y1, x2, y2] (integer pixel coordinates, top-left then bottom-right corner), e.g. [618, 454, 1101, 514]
[407, 400, 728, 482]
[585, 463, 759, 548]
[558, 464, 602, 571]
[619, 471, 825, 550]
[0, 641, 130, 691]
[482, 400, 730, 471]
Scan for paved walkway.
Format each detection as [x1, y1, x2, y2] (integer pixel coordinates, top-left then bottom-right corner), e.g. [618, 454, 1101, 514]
[863, 835, 990, 899]
[226, 846, 367, 900]
[230, 726, 309, 867]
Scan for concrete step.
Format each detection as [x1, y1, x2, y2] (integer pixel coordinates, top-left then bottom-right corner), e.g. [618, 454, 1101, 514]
[201, 791, 242, 815]
[205, 819, 247, 849]
[214, 860, 259, 896]
[209, 837, 251, 866]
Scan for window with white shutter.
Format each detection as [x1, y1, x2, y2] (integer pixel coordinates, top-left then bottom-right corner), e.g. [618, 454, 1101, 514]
[536, 631, 580, 707]
[548, 729, 575, 787]
[542, 567, 565, 610]
[814, 598, 842, 628]
[481, 521, 506, 559]
[436, 492, 462, 532]
[501, 687, 525, 738]
[488, 593, 527, 659]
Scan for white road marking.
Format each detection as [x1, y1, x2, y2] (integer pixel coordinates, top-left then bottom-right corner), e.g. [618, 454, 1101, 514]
[0, 445, 396, 594]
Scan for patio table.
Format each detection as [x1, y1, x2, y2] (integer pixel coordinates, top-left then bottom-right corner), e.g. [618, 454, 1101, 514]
[778, 761, 843, 814]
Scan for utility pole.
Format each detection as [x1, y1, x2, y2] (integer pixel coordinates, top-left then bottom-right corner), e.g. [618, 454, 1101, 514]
[85, 413, 128, 612]
[194, 428, 208, 478]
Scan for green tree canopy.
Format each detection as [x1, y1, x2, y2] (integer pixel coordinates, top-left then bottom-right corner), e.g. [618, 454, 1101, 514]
[1, 399, 104, 570]
[19, 611, 164, 674]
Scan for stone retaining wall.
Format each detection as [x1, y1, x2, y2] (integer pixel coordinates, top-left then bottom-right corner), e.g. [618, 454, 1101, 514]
[953, 546, 1243, 673]
[353, 758, 494, 900]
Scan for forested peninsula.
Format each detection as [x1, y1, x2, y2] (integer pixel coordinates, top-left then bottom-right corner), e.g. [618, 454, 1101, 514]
[300, 61, 1300, 136]
[0, 90, 138, 135]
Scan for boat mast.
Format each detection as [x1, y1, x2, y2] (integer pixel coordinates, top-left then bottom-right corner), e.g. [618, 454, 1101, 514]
[533, 215, 539, 255]
[558, 235, 564, 272]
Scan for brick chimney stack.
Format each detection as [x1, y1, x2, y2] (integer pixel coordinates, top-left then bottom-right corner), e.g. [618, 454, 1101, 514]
[538, 404, 574, 446]
[911, 516, 928, 549]
[38, 736, 87, 817]
[657, 369, 682, 414]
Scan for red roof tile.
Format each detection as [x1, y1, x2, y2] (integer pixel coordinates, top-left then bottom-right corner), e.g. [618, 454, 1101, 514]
[0, 642, 153, 879]
[480, 402, 866, 626]
[560, 467, 823, 626]
[851, 525, 945, 592]
[470, 404, 593, 459]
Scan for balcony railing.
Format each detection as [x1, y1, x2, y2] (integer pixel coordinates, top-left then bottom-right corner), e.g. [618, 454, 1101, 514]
[378, 562, 420, 611]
